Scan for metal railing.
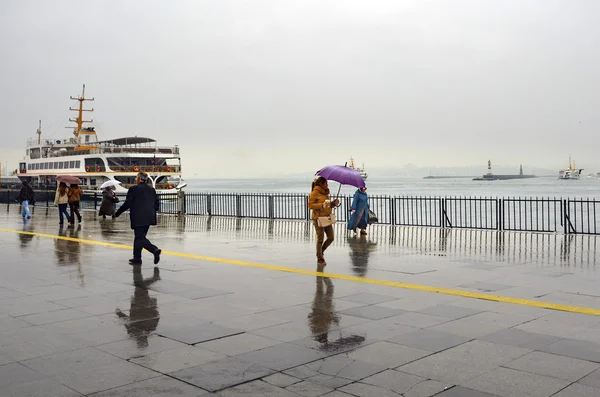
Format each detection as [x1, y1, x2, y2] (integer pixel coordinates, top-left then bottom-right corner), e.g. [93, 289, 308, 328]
[1, 190, 599, 235]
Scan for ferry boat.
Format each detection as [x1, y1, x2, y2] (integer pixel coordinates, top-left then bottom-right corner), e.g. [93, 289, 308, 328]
[17, 85, 184, 193]
[558, 156, 583, 180]
[349, 157, 368, 180]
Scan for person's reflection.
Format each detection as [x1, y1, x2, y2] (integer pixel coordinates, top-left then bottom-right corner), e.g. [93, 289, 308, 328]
[116, 266, 161, 348]
[308, 265, 365, 351]
[54, 224, 82, 266]
[308, 265, 340, 345]
[18, 218, 34, 248]
[347, 235, 377, 277]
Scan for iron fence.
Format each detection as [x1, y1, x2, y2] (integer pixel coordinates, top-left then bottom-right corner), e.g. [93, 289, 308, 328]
[1, 190, 599, 235]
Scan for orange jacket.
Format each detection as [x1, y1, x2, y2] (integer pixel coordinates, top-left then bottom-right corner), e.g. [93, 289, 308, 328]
[308, 185, 333, 220]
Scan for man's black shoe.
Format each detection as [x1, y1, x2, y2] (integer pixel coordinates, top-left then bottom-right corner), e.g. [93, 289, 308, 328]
[129, 258, 142, 265]
[153, 249, 161, 265]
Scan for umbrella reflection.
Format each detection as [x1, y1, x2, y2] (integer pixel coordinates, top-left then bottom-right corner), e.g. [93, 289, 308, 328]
[116, 266, 161, 348]
[308, 266, 365, 351]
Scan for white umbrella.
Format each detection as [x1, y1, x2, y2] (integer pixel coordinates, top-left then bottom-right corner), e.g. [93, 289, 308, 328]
[100, 180, 121, 190]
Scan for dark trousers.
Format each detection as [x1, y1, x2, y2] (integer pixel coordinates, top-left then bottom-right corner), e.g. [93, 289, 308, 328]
[133, 226, 158, 260]
[69, 201, 81, 222]
[58, 204, 71, 224]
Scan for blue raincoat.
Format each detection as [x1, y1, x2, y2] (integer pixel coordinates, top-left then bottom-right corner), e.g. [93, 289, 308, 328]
[347, 189, 369, 230]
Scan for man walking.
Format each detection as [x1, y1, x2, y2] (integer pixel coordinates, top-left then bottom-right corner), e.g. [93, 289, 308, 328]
[115, 172, 161, 265]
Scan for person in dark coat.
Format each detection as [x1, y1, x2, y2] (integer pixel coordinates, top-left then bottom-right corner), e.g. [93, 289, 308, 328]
[115, 172, 161, 265]
[17, 180, 35, 219]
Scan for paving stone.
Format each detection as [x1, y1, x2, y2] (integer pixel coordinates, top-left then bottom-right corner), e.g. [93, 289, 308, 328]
[360, 369, 435, 395]
[19, 308, 92, 325]
[171, 357, 274, 392]
[478, 327, 561, 350]
[339, 382, 402, 397]
[131, 346, 227, 373]
[387, 329, 471, 352]
[305, 374, 354, 389]
[217, 380, 299, 396]
[96, 335, 188, 359]
[428, 311, 534, 338]
[417, 305, 481, 320]
[552, 383, 600, 397]
[504, 351, 599, 381]
[541, 339, 600, 363]
[0, 378, 84, 397]
[337, 293, 398, 305]
[388, 311, 451, 328]
[262, 372, 302, 388]
[21, 347, 160, 395]
[306, 354, 387, 380]
[399, 340, 531, 384]
[87, 375, 209, 396]
[157, 323, 244, 345]
[579, 368, 600, 389]
[339, 306, 405, 320]
[198, 333, 282, 356]
[0, 363, 47, 389]
[341, 320, 417, 341]
[235, 343, 327, 371]
[286, 380, 333, 397]
[321, 392, 354, 397]
[459, 282, 513, 292]
[348, 341, 430, 368]
[516, 316, 594, 339]
[462, 367, 569, 397]
[434, 386, 500, 396]
[403, 378, 453, 397]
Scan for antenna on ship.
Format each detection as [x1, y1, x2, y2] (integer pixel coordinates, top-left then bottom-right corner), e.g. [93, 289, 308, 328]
[36, 120, 42, 145]
[68, 84, 96, 150]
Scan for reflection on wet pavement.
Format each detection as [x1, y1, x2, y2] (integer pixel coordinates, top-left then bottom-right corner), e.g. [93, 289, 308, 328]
[0, 204, 600, 396]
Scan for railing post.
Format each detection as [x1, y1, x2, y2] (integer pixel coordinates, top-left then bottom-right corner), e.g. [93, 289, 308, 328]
[497, 198, 502, 231]
[563, 199, 568, 234]
[268, 195, 274, 220]
[206, 194, 212, 216]
[390, 197, 396, 225]
[236, 194, 241, 217]
[305, 195, 310, 221]
[177, 190, 185, 218]
[440, 198, 445, 228]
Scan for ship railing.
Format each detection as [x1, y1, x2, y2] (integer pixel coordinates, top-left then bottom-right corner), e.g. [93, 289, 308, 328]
[105, 165, 181, 173]
[2, 192, 599, 235]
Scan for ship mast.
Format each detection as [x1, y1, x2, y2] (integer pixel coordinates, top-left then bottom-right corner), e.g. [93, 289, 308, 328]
[36, 120, 42, 145]
[68, 84, 96, 150]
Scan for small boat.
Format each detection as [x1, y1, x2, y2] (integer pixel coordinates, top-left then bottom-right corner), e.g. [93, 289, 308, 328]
[348, 157, 368, 180]
[558, 156, 583, 180]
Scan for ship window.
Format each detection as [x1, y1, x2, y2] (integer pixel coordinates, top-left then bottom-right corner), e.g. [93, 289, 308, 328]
[59, 162, 64, 170]
[44, 163, 49, 170]
[76, 161, 81, 168]
[90, 178, 96, 186]
[70, 161, 75, 168]
[54, 162, 59, 169]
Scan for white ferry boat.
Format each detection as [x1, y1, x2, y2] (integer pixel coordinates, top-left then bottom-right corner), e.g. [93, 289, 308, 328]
[558, 156, 583, 180]
[17, 85, 184, 193]
[349, 157, 368, 180]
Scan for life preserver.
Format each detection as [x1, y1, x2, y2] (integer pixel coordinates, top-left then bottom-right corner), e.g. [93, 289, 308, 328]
[166, 166, 171, 172]
[96, 165, 101, 172]
[133, 166, 140, 172]
[85, 166, 90, 172]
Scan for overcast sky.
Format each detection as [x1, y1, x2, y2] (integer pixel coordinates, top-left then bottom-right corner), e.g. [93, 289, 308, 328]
[1, 0, 598, 177]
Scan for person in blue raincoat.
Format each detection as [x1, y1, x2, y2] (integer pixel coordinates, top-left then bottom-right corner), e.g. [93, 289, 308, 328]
[348, 187, 369, 235]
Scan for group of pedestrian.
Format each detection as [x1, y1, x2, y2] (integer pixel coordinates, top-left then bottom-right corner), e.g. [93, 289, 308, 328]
[309, 176, 370, 265]
[53, 182, 82, 225]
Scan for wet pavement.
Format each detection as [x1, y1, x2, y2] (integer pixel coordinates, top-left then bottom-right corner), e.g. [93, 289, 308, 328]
[1, 204, 600, 396]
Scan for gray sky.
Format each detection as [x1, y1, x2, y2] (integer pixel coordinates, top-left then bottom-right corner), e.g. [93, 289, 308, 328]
[1, 0, 598, 177]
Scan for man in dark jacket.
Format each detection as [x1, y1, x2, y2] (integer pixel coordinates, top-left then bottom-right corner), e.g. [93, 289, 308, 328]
[115, 172, 161, 265]
[17, 180, 35, 219]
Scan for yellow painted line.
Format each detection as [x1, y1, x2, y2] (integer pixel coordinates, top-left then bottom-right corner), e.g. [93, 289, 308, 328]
[2, 227, 600, 316]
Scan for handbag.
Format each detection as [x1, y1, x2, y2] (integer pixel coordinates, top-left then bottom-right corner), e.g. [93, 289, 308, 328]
[367, 209, 378, 224]
[317, 212, 336, 228]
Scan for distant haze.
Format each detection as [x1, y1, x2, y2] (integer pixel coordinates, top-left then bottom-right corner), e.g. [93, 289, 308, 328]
[1, 0, 598, 178]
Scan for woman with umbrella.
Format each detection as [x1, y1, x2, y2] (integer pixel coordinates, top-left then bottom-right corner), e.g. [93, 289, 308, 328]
[309, 177, 340, 265]
[347, 187, 369, 235]
[54, 182, 71, 225]
[99, 180, 120, 219]
[67, 184, 83, 224]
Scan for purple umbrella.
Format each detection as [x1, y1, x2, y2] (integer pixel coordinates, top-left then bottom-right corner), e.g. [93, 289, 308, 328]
[315, 165, 366, 189]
